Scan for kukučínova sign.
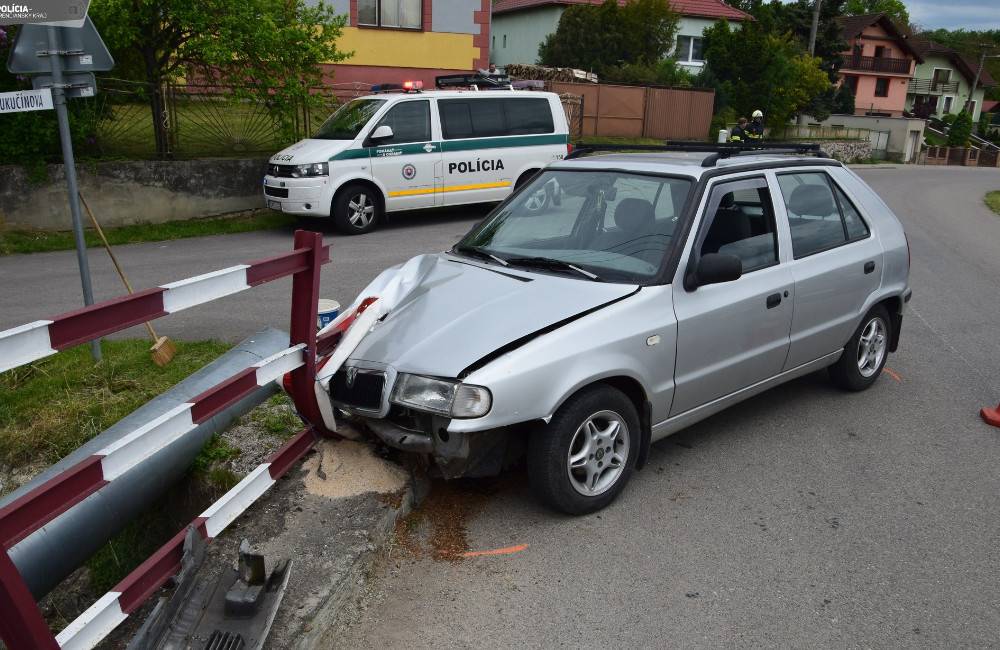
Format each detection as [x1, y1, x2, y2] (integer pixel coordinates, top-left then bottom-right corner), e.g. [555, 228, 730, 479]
[0, 88, 53, 114]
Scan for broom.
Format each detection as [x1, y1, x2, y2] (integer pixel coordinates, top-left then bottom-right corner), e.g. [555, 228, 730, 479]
[78, 192, 177, 367]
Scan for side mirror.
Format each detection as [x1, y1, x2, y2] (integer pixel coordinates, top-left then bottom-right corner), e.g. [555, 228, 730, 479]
[369, 125, 393, 141]
[685, 253, 742, 290]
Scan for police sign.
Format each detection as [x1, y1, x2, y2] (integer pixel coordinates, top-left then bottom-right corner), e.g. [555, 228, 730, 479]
[0, 88, 53, 113]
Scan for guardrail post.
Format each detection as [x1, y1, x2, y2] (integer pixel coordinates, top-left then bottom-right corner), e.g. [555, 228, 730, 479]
[0, 549, 58, 650]
[288, 230, 330, 435]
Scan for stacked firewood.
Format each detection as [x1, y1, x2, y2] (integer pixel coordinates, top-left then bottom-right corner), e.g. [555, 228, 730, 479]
[503, 63, 598, 84]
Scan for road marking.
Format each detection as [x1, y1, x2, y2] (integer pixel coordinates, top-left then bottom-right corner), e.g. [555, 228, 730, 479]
[884, 367, 902, 382]
[461, 543, 529, 558]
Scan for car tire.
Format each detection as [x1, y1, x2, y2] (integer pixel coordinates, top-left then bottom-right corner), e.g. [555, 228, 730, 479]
[527, 385, 640, 515]
[829, 304, 891, 391]
[332, 184, 383, 235]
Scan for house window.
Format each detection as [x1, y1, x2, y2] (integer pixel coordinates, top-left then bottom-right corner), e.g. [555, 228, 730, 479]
[874, 45, 886, 58]
[932, 68, 951, 90]
[967, 99, 977, 116]
[874, 78, 890, 98]
[358, 0, 421, 29]
[943, 96, 954, 113]
[675, 35, 704, 63]
[843, 75, 859, 97]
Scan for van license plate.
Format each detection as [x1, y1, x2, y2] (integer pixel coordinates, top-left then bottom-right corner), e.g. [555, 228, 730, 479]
[267, 200, 281, 210]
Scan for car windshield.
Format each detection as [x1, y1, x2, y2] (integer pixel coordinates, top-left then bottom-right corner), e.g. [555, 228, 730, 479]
[313, 99, 386, 140]
[455, 170, 693, 283]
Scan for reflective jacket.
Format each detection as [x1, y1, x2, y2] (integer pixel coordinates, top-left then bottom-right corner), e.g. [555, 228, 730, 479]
[728, 125, 748, 142]
[747, 121, 764, 140]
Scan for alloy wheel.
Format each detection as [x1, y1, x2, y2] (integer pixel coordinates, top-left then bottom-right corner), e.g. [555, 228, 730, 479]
[857, 316, 887, 378]
[566, 410, 630, 497]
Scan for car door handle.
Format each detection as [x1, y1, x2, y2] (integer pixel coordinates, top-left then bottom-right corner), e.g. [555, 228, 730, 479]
[864, 261, 876, 274]
[766, 293, 782, 309]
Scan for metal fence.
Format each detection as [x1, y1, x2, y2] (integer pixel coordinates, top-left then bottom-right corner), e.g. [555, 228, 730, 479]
[76, 78, 353, 160]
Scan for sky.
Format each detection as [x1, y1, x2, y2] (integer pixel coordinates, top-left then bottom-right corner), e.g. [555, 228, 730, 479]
[906, 0, 1000, 31]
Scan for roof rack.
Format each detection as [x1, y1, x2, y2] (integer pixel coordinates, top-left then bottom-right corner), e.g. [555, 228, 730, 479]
[566, 141, 830, 167]
[435, 73, 513, 90]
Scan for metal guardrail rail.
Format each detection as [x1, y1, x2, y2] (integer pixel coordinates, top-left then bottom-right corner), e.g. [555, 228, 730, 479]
[0, 231, 334, 650]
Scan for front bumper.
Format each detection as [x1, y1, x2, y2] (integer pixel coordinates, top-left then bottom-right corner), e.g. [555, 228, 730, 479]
[262, 175, 330, 216]
[351, 415, 514, 479]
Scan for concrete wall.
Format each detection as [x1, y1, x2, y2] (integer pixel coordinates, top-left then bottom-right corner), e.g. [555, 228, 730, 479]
[812, 114, 926, 162]
[908, 53, 986, 122]
[0, 158, 267, 231]
[490, 6, 563, 67]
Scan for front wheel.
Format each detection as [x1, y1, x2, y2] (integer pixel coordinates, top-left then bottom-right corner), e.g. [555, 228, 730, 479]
[332, 184, 383, 235]
[829, 305, 891, 391]
[527, 385, 640, 515]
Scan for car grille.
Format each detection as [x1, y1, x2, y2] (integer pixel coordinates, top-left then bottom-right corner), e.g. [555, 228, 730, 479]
[330, 369, 385, 411]
[264, 185, 288, 198]
[268, 164, 299, 177]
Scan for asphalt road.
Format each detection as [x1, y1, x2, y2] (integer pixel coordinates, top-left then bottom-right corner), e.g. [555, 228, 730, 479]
[3, 166, 1000, 647]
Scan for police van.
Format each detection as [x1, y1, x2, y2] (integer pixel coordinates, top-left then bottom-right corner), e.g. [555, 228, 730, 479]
[263, 74, 570, 234]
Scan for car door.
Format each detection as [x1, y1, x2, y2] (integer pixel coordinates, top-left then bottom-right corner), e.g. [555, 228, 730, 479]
[438, 97, 515, 205]
[773, 169, 882, 370]
[670, 176, 795, 416]
[367, 99, 442, 211]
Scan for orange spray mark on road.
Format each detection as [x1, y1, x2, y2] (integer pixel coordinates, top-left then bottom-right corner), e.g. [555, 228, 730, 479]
[883, 367, 902, 382]
[461, 544, 529, 558]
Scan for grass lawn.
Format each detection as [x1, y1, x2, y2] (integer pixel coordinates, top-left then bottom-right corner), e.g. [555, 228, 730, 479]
[0, 210, 297, 256]
[924, 130, 948, 147]
[986, 191, 1000, 216]
[0, 339, 231, 474]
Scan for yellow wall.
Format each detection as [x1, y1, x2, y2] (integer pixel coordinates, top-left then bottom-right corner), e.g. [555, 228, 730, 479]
[337, 27, 478, 69]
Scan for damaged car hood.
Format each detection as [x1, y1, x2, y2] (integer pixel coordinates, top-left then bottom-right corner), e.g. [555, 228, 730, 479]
[348, 254, 639, 377]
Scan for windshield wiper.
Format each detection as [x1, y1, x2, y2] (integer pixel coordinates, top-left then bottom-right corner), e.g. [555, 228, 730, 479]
[504, 256, 602, 281]
[452, 245, 509, 266]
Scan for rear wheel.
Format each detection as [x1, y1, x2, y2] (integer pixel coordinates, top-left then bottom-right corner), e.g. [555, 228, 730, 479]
[527, 385, 639, 515]
[829, 305, 891, 391]
[332, 184, 383, 235]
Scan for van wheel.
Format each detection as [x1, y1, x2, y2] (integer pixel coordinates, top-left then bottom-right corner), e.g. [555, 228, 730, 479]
[829, 305, 891, 391]
[527, 385, 639, 515]
[332, 184, 383, 235]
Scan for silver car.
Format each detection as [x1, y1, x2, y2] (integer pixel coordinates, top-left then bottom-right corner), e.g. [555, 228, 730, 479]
[327, 147, 911, 514]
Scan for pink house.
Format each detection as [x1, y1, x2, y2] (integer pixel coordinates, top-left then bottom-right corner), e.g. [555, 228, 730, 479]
[837, 14, 923, 117]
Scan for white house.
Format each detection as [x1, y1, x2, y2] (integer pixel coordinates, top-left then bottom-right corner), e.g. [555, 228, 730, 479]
[490, 0, 751, 73]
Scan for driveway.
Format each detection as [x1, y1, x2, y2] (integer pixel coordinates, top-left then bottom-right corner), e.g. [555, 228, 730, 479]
[2, 166, 999, 647]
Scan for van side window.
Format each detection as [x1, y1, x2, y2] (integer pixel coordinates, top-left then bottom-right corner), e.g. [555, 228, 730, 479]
[505, 98, 554, 135]
[439, 98, 554, 139]
[440, 99, 504, 139]
[777, 172, 868, 258]
[699, 183, 778, 273]
[373, 100, 430, 144]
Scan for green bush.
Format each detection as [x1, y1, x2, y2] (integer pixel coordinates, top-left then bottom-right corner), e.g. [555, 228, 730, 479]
[941, 112, 959, 125]
[947, 110, 973, 146]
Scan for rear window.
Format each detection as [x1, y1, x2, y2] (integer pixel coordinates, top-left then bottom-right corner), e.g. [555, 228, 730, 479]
[439, 97, 554, 140]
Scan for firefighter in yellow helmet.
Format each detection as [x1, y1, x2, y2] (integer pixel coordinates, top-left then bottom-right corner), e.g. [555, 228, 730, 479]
[747, 110, 765, 141]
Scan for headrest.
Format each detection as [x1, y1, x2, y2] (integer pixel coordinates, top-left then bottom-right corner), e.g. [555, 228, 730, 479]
[614, 198, 655, 233]
[787, 184, 836, 217]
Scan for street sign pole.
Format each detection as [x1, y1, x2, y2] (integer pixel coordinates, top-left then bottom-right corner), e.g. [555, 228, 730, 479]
[45, 26, 101, 362]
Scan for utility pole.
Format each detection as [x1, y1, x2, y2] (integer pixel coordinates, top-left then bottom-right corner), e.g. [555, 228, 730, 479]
[967, 45, 999, 118]
[808, 0, 823, 56]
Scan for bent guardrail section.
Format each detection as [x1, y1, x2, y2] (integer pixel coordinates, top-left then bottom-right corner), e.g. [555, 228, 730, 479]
[0, 230, 331, 650]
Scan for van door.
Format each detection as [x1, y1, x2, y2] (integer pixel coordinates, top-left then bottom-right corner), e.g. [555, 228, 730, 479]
[367, 99, 441, 211]
[773, 170, 882, 370]
[670, 176, 795, 416]
[437, 97, 514, 205]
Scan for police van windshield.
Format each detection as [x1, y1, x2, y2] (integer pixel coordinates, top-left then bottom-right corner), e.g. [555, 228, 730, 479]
[313, 99, 387, 140]
[455, 170, 692, 283]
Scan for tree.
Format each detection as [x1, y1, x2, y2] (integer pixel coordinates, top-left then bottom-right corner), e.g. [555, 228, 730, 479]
[947, 110, 973, 146]
[90, 0, 350, 155]
[538, 0, 680, 80]
[844, 0, 910, 28]
[701, 20, 831, 127]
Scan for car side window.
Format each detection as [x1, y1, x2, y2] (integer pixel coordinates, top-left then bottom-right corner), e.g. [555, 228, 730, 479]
[777, 172, 869, 258]
[439, 99, 506, 139]
[373, 100, 430, 144]
[698, 181, 778, 273]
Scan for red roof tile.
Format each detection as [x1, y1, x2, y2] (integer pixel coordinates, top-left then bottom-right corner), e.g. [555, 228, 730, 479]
[492, 0, 750, 20]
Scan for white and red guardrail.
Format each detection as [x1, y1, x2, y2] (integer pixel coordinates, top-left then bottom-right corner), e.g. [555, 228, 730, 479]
[0, 231, 336, 650]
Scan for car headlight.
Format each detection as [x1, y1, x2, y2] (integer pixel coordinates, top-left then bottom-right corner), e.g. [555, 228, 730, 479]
[292, 162, 328, 178]
[391, 374, 492, 418]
